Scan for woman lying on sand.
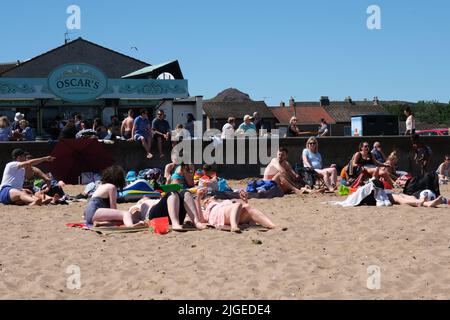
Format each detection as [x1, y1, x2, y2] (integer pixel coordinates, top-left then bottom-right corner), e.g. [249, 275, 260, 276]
[128, 191, 207, 231]
[196, 189, 277, 233]
[389, 192, 444, 208]
[84, 165, 146, 228]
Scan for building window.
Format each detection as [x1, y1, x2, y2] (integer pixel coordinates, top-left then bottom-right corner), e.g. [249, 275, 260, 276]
[157, 72, 175, 80]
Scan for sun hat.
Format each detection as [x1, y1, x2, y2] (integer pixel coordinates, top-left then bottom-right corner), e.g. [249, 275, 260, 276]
[15, 113, 24, 122]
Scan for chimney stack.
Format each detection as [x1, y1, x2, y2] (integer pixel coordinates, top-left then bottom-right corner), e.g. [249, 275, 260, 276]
[345, 96, 353, 104]
[320, 96, 330, 107]
[373, 96, 379, 106]
[289, 97, 296, 117]
[280, 101, 286, 108]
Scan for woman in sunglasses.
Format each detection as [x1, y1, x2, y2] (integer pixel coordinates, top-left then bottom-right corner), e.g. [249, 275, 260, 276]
[347, 141, 395, 187]
[302, 137, 337, 192]
[286, 117, 302, 137]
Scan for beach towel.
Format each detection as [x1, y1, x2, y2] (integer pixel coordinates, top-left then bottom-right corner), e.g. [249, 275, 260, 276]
[329, 180, 392, 207]
[66, 222, 149, 235]
[213, 186, 284, 200]
[246, 180, 277, 193]
[119, 179, 161, 202]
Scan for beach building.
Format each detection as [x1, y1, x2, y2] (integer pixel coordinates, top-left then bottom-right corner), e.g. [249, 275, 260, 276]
[0, 38, 203, 137]
[203, 88, 278, 132]
[270, 96, 411, 136]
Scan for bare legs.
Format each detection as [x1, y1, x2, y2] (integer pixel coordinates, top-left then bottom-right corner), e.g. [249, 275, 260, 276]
[92, 208, 146, 227]
[138, 137, 153, 159]
[9, 189, 42, 206]
[182, 192, 207, 230]
[390, 194, 444, 208]
[271, 172, 309, 195]
[316, 168, 337, 191]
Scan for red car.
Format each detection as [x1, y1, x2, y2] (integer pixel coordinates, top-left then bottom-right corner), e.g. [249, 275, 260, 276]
[416, 128, 449, 136]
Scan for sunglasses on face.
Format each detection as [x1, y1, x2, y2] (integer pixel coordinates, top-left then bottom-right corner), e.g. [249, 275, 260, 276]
[309, 142, 317, 145]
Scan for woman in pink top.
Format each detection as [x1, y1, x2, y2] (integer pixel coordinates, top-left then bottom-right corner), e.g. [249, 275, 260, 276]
[196, 189, 276, 233]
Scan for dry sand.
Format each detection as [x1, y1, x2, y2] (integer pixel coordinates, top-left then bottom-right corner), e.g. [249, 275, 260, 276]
[0, 182, 449, 300]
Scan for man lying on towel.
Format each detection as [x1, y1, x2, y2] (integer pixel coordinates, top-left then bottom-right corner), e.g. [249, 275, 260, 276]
[0, 149, 55, 206]
[263, 147, 313, 195]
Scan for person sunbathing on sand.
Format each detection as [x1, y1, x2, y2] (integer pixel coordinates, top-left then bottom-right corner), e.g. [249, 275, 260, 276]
[85, 165, 146, 228]
[196, 188, 277, 233]
[389, 192, 444, 208]
[264, 147, 316, 195]
[128, 191, 207, 231]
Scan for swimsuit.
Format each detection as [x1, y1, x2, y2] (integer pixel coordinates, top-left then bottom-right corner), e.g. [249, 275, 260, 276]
[84, 197, 110, 224]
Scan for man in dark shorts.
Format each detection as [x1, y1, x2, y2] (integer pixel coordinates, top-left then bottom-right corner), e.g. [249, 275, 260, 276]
[152, 109, 171, 158]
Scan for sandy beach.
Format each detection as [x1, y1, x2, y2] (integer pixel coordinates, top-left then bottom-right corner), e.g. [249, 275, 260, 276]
[0, 182, 449, 300]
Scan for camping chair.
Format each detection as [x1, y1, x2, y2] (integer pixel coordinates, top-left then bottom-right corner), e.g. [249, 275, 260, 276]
[294, 164, 327, 190]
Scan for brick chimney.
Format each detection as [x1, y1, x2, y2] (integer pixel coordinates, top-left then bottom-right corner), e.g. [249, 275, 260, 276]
[289, 97, 296, 117]
[320, 96, 330, 106]
[373, 96, 379, 106]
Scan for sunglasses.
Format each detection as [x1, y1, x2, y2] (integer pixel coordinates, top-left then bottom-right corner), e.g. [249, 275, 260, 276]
[309, 142, 317, 145]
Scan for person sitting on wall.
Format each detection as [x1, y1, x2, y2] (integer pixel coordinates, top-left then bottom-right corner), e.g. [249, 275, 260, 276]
[221, 117, 236, 139]
[171, 124, 191, 148]
[286, 117, 301, 137]
[132, 109, 153, 159]
[152, 109, 171, 159]
[18, 120, 34, 141]
[0, 149, 55, 206]
[237, 115, 257, 136]
[121, 109, 135, 140]
[411, 134, 432, 178]
[76, 120, 97, 139]
[318, 119, 329, 137]
[263, 147, 314, 195]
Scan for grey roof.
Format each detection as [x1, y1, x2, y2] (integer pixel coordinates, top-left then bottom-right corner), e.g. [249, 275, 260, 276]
[0, 63, 17, 74]
[0, 38, 151, 78]
[323, 102, 389, 123]
[203, 101, 276, 119]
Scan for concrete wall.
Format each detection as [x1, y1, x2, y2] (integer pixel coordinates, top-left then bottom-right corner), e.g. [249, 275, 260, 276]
[1, 136, 448, 181]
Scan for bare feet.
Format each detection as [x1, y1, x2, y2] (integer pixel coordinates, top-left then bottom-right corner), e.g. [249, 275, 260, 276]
[195, 222, 208, 230]
[424, 196, 443, 208]
[132, 221, 148, 228]
[239, 190, 249, 203]
[29, 198, 43, 206]
[231, 227, 242, 234]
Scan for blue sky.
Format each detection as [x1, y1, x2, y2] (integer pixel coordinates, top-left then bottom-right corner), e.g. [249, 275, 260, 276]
[1, 0, 449, 105]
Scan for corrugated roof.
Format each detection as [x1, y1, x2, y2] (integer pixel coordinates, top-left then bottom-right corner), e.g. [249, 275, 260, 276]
[203, 101, 276, 119]
[270, 106, 336, 124]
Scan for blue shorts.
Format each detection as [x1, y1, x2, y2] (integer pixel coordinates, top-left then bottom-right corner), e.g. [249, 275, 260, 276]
[134, 134, 150, 141]
[0, 186, 13, 205]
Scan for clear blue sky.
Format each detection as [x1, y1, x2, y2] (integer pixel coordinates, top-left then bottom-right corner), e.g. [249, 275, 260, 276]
[1, 0, 449, 105]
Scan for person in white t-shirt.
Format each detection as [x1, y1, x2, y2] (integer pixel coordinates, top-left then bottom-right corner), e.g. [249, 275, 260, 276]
[221, 117, 236, 139]
[0, 149, 55, 206]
